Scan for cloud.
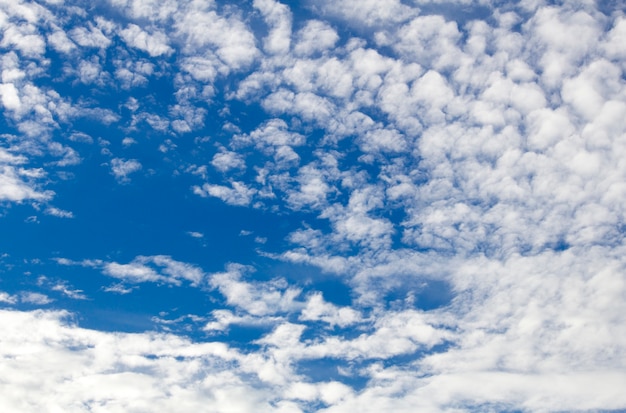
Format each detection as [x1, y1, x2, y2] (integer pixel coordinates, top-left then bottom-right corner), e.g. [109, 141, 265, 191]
[254, 0, 292, 55]
[51, 283, 88, 300]
[0, 83, 21, 110]
[193, 181, 257, 206]
[47, 30, 77, 53]
[121, 137, 137, 146]
[120, 24, 173, 56]
[306, 0, 417, 28]
[209, 264, 302, 317]
[293, 20, 339, 56]
[172, 3, 259, 70]
[44, 206, 74, 218]
[299, 292, 360, 328]
[0, 165, 53, 202]
[0, 291, 17, 304]
[0, 23, 46, 58]
[211, 148, 246, 173]
[19, 292, 53, 305]
[103, 283, 136, 295]
[0, 309, 286, 413]
[110, 158, 142, 182]
[57, 256, 206, 287]
[69, 21, 112, 49]
[203, 309, 281, 333]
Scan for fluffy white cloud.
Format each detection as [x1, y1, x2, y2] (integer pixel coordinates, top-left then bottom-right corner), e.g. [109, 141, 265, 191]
[211, 148, 246, 172]
[173, 3, 259, 70]
[0, 309, 286, 413]
[120, 24, 173, 56]
[209, 264, 302, 316]
[307, 0, 416, 28]
[193, 181, 257, 206]
[0, 82, 21, 110]
[293, 20, 339, 56]
[299, 292, 360, 327]
[0, 165, 53, 202]
[110, 158, 142, 182]
[0, 291, 17, 304]
[47, 30, 77, 53]
[254, 0, 292, 55]
[70, 22, 113, 49]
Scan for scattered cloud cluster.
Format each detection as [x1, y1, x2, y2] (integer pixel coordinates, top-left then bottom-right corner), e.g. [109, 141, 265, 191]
[1, 0, 625, 412]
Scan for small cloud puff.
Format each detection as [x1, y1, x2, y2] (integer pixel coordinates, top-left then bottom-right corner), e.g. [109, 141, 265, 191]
[44, 207, 74, 218]
[187, 231, 204, 238]
[110, 158, 142, 182]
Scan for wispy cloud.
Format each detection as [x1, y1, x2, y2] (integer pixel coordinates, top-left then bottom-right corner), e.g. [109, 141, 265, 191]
[44, 207, 74, 219]
[57, 255, 206, 287]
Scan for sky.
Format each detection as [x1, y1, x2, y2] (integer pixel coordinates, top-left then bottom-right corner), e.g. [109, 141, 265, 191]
[1, 0, 626, 411]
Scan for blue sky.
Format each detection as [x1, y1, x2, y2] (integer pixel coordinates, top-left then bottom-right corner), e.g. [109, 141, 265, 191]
[1, 0, 626, 411]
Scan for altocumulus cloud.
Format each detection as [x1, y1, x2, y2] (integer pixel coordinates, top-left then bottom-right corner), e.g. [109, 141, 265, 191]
[0, 0, 626, 412]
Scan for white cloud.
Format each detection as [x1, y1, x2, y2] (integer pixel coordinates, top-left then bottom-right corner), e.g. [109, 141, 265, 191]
[0, 291, 17, 304]
[69, 23, 112, 49]
[603, 16, 626, 62]
[47, 30, 76, 53]
[254, 0, 292, 55]
[0, 83, 21, 110]
[122, 137, 137, 146]
[51, 283, 88, 300]
[394, 15, 463, 71]
[0, 165, 53, 202]
[20, 292, 53, 305]
[203, 309, 281, 332]
[44, 206, 74, 218]
[58, 255, 206, 287]
[120, 23, 173, 56]
[299, 292, 360, 328]
[359, 127, 406, 153]
[173, 5, 259, 70]
[110, 158, 142, 182]
[99, 255, 204, 286]
[0, 309, 288, 413]
[240, 118, 306, 148]
[193, 181, 257, 206]
[528, 6, 601, 88]
[103, 283, 136, 295]
[104, 261, 164, 283]
[209, 264, 302, 316]
[69, 132, 94, 144]
[0, 24, 46, 57]
[307, 0, 416, 28]
[294, 20, 339, 56]
[211, 149, 246, 173]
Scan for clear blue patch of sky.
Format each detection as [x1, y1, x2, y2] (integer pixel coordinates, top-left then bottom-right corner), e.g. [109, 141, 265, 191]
[296, 357, 370, 391]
